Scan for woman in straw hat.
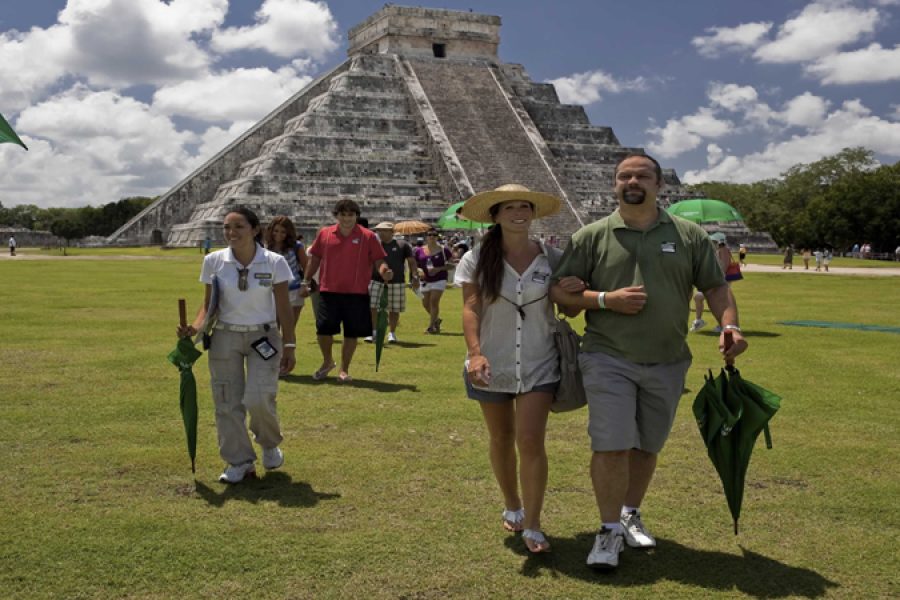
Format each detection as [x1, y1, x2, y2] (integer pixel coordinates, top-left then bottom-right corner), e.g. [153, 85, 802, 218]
[455, 184, 586, 553]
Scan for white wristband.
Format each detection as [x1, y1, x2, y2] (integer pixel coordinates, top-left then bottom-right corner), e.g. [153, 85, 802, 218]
[283, 343, 297, 348]
[597, 291, 606, 309]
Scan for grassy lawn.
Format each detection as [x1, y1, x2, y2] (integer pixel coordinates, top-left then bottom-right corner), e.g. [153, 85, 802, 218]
[1, 252, 898, 599]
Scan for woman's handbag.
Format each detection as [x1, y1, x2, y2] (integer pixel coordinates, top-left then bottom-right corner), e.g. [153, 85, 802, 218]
[551, 315, 587, 413]
[725, 260, 743, 281]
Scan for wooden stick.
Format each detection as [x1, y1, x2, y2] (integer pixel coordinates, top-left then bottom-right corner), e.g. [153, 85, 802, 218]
[178, 299, 187, 328]
[724, 330, 734, 367]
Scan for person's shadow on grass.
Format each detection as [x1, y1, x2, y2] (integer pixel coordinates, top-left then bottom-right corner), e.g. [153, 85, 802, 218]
[505, 533, 838, 598]
[279, 374, 417, 392]
[194, 472, 341, 508]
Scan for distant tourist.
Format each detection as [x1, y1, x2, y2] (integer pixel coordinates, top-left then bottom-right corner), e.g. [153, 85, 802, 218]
[176, 207, 295, 484]
[551, 154, 747, 571]
[823, 248, 832, 272]
[813, 248, 823, 271]
[801, 248, 811, 270]
[364, 222, 419, 344]
[782, 245, 794, 270]
[739, 243, 747, 267]
[202, 235, 212, 255]
[265, 216, 309, 344]
[8, 235, 16, 256]
[414, 228, 453, 334]
[852, 242, 860, 259]
[895, 245, 900, 262]
[301, 199, 392, 383]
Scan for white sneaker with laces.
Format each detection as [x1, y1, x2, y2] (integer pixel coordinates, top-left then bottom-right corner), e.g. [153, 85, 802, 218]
[690, 319, 706, 332]
[363, 335, 374, 343]
[621, 510, 656, 548]
[587, 527, 624, 570]
[262, 447, 284, 470]
[387, 332, 397, 343]
[219, 461, 256, 483]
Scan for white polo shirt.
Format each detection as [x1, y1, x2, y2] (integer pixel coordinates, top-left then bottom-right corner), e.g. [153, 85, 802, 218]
[200, 245, 292, 326]
[455, 243, 561, 394]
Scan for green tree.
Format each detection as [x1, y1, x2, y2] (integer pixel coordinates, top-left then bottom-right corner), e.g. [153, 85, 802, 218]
[50, 217, 86, 255]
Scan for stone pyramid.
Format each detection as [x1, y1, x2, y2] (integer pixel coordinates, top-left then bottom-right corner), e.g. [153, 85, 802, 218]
[108, 6, 700, 247]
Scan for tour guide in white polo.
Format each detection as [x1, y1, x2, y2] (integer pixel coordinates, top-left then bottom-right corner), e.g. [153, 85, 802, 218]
[550, 153, 748, 570]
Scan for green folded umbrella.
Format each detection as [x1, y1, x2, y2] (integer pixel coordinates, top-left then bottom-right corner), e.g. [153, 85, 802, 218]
[0, 112, 28, 150]
[693, 365, 781, 534]
[374, 284, 389, 371]
[168, 336, 203, 473]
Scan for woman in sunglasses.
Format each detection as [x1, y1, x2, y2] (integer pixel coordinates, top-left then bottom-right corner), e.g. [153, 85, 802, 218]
[177, 207, 296, 484]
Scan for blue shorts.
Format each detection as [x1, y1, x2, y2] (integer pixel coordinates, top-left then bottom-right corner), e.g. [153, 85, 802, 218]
[463, 369, 558, 403]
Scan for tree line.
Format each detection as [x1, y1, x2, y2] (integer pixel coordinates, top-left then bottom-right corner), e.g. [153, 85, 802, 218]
[693, 147, 900, 253]
[0, 196, 155, 243]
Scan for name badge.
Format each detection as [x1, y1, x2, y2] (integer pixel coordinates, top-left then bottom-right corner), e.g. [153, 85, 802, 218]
[258, 280, 272, 287]
[661, 242, 677, 254]
[254, 273, 272, 279]
[352, 238, 360, 244]
[532, 272, 549, 284]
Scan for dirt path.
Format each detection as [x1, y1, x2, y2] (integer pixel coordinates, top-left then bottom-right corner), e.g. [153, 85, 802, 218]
[740, 263, 900, 277]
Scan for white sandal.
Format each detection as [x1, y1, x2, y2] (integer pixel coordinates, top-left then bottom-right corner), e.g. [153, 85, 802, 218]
[502, 508, 525, 532]
[523, 528, 551, 553]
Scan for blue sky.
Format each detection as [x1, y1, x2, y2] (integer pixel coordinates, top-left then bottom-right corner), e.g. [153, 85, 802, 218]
[1, 0, 898, 208]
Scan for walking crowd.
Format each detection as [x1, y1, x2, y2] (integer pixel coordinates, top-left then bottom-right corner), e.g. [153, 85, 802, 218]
[176, 153, 748, 571]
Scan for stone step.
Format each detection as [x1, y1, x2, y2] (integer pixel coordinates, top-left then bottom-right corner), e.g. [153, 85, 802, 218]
[237, 156, 436, 180]
[285, 112, 420, 136]
[211, 177, 442, 202]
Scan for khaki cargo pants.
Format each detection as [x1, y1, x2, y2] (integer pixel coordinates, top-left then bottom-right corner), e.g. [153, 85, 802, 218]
[207, 327, 284, 465]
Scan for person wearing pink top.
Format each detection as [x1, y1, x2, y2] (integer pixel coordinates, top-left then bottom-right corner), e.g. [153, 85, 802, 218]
[302, 199, 390, 383]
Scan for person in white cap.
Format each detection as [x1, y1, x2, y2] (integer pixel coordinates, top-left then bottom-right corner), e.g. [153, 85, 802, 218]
[364, 222, 419, 344]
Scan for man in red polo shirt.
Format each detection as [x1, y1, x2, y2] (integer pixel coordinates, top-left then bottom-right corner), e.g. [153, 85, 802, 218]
[301, 199, 392, 383]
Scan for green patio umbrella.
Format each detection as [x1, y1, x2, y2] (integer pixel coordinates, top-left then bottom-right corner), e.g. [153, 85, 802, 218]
[374, 284, 389, 371]
[0, 112, 28, 150]
[692, 337, 781, 534]
[668, 198, 743, 223]
[435, 201, 488, 230]
[168, 300, 203, 473]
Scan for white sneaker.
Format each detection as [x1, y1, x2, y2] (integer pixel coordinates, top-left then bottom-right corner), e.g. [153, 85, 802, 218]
[219, 461, 256, 483]
[262, 447, 284, 470]
[363, 335, 374, 343]
[387, 332, 397, 343]
[587, 527, 624, 570]
[621, 510, 656, 548]
[690, 319, 706, 332]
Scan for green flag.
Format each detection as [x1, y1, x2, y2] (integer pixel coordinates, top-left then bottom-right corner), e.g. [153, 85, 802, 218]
[0, 112, 28, 150]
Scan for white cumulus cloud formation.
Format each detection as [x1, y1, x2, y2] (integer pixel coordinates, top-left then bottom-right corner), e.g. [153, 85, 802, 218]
[211, 0, 339, 59]
[547, 69, 648, 105]
[646, 109, 734, 158]
[691, 22, 773, 58]
[806, 43, 900, 84]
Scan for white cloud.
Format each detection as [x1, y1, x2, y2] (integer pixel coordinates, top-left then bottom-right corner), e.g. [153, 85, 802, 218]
[753, 2, 879, 63]
[59, 0, 227, 87]
[806, 43, 900, 84]
[153, 65, 313, 122]
[778, 92, 830, 127]
[547, 69, 647, 105]
[211, 0, 339, 59]
[706, 143, 725, 166]
[683, 99, 900, 183]
[691, 22, 773, 58]
[6, 86, 196, 207]
[646, 108, 734, 158]
[708, 83, 759, 111]
[0, 25, 72, 112]
[196, 121, 257, 164]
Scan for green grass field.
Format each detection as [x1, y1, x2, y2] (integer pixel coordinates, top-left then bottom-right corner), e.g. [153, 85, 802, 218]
[1, 251, 898, 599]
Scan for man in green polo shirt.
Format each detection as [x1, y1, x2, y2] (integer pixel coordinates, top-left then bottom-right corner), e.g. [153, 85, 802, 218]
[551, 153, 747, 571]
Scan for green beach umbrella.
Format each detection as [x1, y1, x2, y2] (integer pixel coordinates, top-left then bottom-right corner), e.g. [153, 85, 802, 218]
[0, 112, 28, 150]
[374, 284, 389, 371]
[668, 198, 743, 223]
[169, 300, 203, 473]
[692, 338, 781, 533]
[435, 201, 488, 231]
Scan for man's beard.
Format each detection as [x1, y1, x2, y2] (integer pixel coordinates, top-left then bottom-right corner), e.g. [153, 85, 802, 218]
[622, 189, 646, 205]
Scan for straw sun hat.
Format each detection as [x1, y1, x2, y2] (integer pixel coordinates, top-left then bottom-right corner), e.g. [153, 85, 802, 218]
[460, 184, 560, 223]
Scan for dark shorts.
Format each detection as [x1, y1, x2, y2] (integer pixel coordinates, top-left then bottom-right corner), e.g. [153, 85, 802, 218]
[316, 292, 372, 338]
[462, 369, 558, 403]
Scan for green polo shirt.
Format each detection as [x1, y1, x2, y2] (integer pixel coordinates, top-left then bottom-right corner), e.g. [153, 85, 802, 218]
[553, 209, 726, 363]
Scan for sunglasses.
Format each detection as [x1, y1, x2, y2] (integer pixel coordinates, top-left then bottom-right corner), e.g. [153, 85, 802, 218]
[237, 267, 249, 291]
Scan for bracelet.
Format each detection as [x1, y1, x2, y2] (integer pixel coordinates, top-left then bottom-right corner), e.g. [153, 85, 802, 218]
[723, 324, 742, 333]
[597, 291, 606, 309]
[300, 281, 310, 287]
[283, 343, 297, 348]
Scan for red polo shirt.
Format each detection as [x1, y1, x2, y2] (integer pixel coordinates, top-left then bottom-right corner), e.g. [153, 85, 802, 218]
[309, 224, 387, 294]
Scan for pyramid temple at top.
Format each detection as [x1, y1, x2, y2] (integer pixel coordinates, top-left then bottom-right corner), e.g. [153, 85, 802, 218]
[108, 5, 767, 248]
